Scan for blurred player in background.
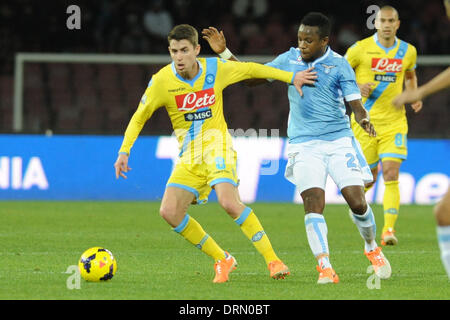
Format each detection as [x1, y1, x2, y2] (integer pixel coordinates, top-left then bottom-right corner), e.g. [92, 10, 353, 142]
[393, 0, 450, 279]
[203, 12, 392, 284]
[345, 5, 423, 246]
[114, 24, 311, 283]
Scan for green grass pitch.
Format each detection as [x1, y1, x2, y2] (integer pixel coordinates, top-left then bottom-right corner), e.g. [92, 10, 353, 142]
[0, 201, 448, 300]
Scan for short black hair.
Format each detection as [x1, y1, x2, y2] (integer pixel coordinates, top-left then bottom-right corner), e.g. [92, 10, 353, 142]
[168, 24, 198, 47]
[300, 12, 331, 38]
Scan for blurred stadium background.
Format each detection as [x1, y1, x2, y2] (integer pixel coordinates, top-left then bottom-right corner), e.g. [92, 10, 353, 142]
[0, 0, 448, 203]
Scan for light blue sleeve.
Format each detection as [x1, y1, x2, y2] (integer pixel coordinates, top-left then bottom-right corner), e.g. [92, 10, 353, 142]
[338, 59, 361, 101]
[265, 51, 290, 71]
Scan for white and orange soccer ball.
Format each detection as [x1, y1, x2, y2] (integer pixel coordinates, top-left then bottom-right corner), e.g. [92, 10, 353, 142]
[78, 247, 117, 282]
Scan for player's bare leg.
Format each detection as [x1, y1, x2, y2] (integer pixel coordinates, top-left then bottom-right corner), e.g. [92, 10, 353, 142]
[301, 188, 338, 283]
[160, 186, 194, 227]
[214, 182, 290, 279]
[435, 188, 450, 279]
[160, 186, 232, 282]
[381, 160, 402, 245]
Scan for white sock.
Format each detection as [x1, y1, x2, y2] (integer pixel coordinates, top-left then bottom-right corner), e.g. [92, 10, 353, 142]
[437, 225, 450, 279]
[351, 206, 377, 252]
[318, 256, 332, 269]
[305, 213, 332, 268]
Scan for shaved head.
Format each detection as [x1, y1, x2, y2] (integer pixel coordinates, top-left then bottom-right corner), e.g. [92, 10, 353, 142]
[375, 5, 401, 41]
[376, 5, 399, 21]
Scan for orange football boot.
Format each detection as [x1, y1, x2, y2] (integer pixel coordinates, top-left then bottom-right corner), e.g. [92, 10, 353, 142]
[213, 252, 237, 283]
[268, 260, 290, 279]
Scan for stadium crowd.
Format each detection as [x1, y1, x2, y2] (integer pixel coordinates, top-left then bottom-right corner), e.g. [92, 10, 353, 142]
[0, 0, 448, 136]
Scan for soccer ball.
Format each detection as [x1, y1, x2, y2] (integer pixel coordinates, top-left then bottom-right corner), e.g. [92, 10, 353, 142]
[78, 247, 117, 282]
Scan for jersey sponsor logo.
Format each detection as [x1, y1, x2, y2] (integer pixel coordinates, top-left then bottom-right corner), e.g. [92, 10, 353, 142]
[374, 74, 397, 82]
[184, 109, 212, 121]
[371, 58, 402, 73]
[175, 88, 216, 111]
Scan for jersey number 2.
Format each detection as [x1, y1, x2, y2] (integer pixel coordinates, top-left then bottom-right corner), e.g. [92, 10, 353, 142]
[346, 153, 357, 168]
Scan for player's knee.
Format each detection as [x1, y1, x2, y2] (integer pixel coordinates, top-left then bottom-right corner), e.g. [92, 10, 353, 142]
[348, 197, 368, 215]
[302, 194, 325, 213]
[218, 198, 241, 217]
[159, 203, 178, 223]
[434, 200, 450, 226]
[383, 168, 399, 182]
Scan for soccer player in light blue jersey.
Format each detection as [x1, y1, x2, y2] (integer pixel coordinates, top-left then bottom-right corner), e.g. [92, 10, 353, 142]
[203, 12, 392, 284]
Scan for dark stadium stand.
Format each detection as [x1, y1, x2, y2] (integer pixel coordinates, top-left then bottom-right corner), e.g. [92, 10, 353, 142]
[0, 0, 448, 137]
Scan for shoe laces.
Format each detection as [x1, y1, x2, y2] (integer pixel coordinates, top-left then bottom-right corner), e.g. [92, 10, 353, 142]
[368, 249, 385, 266]
[215, 256, 230, 274]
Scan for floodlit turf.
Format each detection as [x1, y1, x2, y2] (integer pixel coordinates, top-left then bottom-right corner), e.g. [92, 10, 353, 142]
[0, 201, 448, 300]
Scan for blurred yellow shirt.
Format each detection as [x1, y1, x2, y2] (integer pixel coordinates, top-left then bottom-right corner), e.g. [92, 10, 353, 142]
[119, 57, 294, 162]
[345, 33, 417, 125]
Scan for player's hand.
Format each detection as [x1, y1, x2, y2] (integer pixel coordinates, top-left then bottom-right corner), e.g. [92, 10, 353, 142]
[114, 153, 131, 179]
[392, 88, 424, 112]
[293, 67, 317, 97]
[410, 100, 423, 113]
[359, 118, 376, 137]
[358, 82, 375, 97]
[201, 27, 227, 55]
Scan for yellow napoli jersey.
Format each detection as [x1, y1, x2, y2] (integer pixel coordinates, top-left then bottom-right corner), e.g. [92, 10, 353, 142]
[345, 33, 417, 125]
[119, 57, 294, 161]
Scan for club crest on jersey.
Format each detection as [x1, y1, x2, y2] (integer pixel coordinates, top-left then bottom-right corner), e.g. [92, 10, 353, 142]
[321, 64, 336, 74]
[371, 58, 402, 73]
[175, 88, 216, 111]
[205, 74, 215, 84]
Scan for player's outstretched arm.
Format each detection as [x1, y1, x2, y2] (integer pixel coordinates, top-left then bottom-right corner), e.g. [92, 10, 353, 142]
[348, 99, 376, 137]
[114, 153, 131, 179]
[202, 27, 238, 61]
[202, 27, 317, 95]
[403, 70, 423, 113]
[202, 26, 267, 86]
[393, 67, 450, 107]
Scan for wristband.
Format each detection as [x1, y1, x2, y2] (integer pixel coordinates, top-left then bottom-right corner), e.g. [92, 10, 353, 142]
[358, 118, 370, 125]
[219, 48, 233, 60]
[119, 151, 129, 156]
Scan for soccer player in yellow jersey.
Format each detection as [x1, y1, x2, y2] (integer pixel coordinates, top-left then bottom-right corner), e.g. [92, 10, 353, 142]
[114, 24, 310, 283]
[345, 6, 423, 246]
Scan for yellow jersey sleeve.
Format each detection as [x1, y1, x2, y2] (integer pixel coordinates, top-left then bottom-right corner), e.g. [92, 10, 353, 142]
[344, 42, 362, 69]
[215, 59, 294, 89]
[118, 58, 294, 157]
[119, 74, 165, 155]
[404, 45, 417, 71]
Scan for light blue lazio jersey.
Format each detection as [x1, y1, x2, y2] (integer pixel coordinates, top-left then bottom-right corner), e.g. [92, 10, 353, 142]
[266, 47, 361, 143]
